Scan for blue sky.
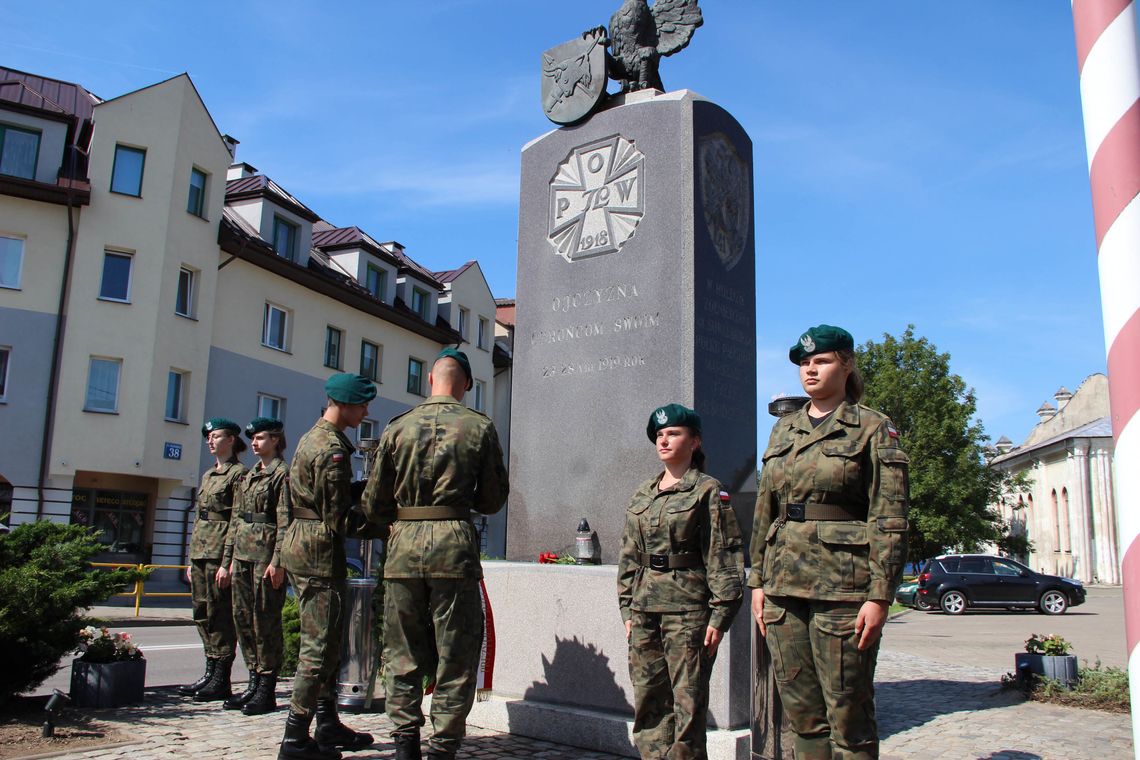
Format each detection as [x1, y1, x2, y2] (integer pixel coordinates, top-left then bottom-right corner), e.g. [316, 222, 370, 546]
[5, 1, 1107, 445]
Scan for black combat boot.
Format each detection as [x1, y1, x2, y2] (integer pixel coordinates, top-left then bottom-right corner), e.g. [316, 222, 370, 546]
[425, 751, 455, 760]
[242, 671, 277, 715]
[279, 711, 342, 760]
[224, 670, 259, 709]
[392, 733, 422, 760]
[194, 654, 234, 702]
[313, 698, 374, 752]
[178, 657, 216, 696]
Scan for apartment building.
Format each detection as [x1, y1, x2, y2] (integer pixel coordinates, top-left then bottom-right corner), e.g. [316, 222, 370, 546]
[0, 66, 511, 570]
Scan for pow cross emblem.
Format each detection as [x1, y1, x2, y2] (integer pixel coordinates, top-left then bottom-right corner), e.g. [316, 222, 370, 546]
[548, 135, 645, 262]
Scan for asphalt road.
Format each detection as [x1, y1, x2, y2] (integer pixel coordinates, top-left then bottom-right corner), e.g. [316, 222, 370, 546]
[884, 585, 1126, 673]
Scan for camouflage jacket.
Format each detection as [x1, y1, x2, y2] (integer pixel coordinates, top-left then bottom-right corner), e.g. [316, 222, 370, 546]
[223, 457, 290, 567]
[361, 395, 509, 579]
[617, 468, 745, 630]
[189, 460, 246, 560]
[748, 401, 909, 602]
[280, 419, 354, 580]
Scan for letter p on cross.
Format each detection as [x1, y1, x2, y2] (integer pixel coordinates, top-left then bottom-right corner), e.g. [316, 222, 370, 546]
[557, 197, 570, 218]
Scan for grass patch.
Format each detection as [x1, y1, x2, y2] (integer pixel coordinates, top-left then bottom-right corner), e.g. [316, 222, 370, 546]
[1002, 660, 1130, 713]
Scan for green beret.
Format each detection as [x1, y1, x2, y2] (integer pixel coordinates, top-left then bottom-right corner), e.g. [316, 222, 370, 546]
[646, 403, 702, 441]
[202, 417, 240, 438]
[789, 324, 854, 364]
[436, 346, 472, 382]
[245, 417, 283, 438]
[325, 373, 377, 404]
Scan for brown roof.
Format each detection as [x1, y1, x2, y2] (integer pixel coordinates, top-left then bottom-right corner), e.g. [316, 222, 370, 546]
[225, 174, 320, 223]
[435, 260, 476, 284]
[0, 66, 100, 122]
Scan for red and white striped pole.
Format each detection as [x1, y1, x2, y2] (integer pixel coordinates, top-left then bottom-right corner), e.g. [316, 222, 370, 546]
[1072, 1, 1140, 750]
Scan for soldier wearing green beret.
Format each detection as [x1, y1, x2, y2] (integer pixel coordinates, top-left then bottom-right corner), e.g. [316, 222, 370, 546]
[361, 347, 508, 760]
[617, 404, 744, 760]
[220, 417, 290, 715]
[278, 375, 376, 760]
[749, 325, 909, 759]
[180, 418, 246, 701]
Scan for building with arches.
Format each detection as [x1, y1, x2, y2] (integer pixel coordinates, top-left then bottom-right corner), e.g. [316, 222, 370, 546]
[990, 373, 1119, 584]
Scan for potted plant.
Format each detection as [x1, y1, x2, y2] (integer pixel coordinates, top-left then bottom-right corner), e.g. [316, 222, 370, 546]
[1014, 633, 1078, 688]
[69, 625, 146, 708]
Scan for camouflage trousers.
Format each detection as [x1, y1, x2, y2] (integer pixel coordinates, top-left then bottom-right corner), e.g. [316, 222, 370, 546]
[383, 577, 484, 756]
[628, 608, 715, 760]
[232, 558, 287, 674]
[190, 557, 236, 659]
[288, 573, 345, 717]
[762, 596, 879, 760]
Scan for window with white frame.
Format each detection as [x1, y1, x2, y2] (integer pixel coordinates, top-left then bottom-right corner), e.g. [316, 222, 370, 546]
[165, 370, 187, 422]
[0, 346, 9, 401]
[175, 267, 196, 317]
[458, 306, 469, 340]
[407, 357, 424, 396]
[187, 167, 207, 217]
[272, 216, 298, 261]
[98, 250, 133, 302]
[0, 235, 24, 289]
[473, 379, 486, 412]
[257, 393, 285, 421]
[85, 357, 122, 413]
[411, 287, 429, 320]
[360, 340, 381, 382]
[110, 145, 145, 196]
[366, 264, 386, 301]
[0, 124, 40, 180]
[358, 418, 378, 444]
[262, 303, 290, 351]
[325, 326, 343, 370]
[477, 317, 489, 349]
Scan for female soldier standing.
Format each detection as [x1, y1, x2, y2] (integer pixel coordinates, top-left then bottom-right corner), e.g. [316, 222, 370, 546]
[180, 417, 247, 702]
[617, 403, 744, 760]
[749, 325, 909, 759]
[221, 417, 290, 715]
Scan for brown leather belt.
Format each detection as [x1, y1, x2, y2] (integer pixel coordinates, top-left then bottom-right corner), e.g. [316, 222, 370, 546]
[781, 502, 865, 522]
[241, 512, 274, 524]
[636, 551, 703, 571]
[198, 510, 228, 521]
[396, 506, 470, 521]
[292, 506, 321, 520]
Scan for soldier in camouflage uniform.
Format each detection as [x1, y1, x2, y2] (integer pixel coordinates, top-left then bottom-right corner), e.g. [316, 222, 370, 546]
[361, 347, 509, 760]
[221, 417, 290, 715]
[180, 417, 246, 702]
[278, 375, 377, 760]
[617, 403, 744, 760]
[749, 325, 909, 760]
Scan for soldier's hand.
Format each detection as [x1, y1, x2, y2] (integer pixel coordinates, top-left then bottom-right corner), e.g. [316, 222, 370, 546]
[264, 564, 286, 589]
[751, 588, 766, 636]
[703, 626, 723, 656]
[855, 599, 889, 650]
[624, 620, 632, 641]
[215, 565, 231, 589]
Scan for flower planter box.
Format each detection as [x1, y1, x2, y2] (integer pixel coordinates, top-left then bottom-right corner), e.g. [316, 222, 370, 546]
[1014, 653, 1078, 688]
[70, 658, 146, 708]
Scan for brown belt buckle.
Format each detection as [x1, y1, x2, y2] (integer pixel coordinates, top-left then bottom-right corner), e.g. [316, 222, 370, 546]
[785, 503, 806, 522]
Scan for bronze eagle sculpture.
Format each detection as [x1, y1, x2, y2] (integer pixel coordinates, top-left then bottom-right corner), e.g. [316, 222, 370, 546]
[587, 0, 703, 93]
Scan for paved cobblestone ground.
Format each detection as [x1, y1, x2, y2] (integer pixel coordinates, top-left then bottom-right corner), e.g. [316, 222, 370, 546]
[17, 647, 1135, 759]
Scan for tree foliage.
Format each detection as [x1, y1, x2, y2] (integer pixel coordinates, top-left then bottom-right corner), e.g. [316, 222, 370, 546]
[0, 521, 144, 701]
[857, 326, 1007, 560]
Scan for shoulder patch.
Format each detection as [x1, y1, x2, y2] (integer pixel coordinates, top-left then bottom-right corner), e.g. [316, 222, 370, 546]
[719, 490, 731, 504]
[885, 423, 899, 440]
[332, 452, 345, 463]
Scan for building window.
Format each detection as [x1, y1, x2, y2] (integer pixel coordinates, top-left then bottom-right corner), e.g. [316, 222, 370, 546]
[407, 357, 424, 396]
[257, 393, 285, 421]
[187, 167, 207, 217]
[358, 418, 378, 444]
[366, 264, 386, 301]
[458, 307, 469, 340]
[0, 346, 9, 401]
[98, 251, 133, 302]
[325, 326, 343, 370]
[411, 287, 429, 319]
[175, 267, 195, 317]
[85, 357, 121, 413]
[272, 216, 298, 261]
[360, 340, 381, 382]
[70, 489, 147, 556]
[0, 124, 40, 179]
[262, 303, 289, 351]
[0, 235, 24, 289]
[165, 370, 187, 422]
[477, 317, 489, 349]
[110, 145, 146, 196]
[473, 379, 486, 412]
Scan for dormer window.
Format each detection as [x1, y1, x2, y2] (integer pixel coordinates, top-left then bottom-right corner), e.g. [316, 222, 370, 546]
[366, 264, 387, 301]
[272, 215, 298, 261]
[0, 124, 39, 180]
[411, 287, 429, 320]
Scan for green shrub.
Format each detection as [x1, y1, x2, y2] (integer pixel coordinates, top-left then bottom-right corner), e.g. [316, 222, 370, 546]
[280, 596, 300, 677]
[1002, 660, 1130, 713]
[0, 521, 144, 702]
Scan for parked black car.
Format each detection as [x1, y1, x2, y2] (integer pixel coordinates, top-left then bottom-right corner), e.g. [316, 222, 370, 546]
[917, 554, 1086, 615]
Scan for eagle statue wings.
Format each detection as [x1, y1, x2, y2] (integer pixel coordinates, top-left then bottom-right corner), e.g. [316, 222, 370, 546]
[590, 0, 703, 93]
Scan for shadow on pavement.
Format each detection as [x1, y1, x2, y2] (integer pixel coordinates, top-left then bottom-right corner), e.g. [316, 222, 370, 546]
[876, 678, 1022, 739]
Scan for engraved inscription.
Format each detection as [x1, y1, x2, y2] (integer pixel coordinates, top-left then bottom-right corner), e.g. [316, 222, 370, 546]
[548, 135, 645, 262]
[551, 282, 640, 312]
